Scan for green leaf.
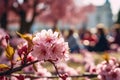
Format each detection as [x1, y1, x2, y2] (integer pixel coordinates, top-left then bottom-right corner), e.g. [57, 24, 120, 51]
[5, 45, 15, 60]
[0, 64, 9, 69]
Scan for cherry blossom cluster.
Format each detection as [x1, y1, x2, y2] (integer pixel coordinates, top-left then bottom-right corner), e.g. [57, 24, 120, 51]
[0, 29, 69, 80]
[90, 57, 120, 80]
[31, 29, 69, 62]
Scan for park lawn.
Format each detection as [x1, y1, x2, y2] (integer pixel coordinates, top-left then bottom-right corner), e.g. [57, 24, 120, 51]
[41, 52, 120, 80]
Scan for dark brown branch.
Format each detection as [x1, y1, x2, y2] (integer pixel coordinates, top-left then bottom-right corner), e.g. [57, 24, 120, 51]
[0, 60, 39, 76]
[25, 73, 97, 79]
[48, 60, 61, 77]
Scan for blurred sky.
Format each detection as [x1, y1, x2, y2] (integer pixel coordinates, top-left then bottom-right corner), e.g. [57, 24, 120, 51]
[75, 0, 120, 15]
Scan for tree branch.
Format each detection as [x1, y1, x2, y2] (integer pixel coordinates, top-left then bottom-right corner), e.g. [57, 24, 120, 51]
[25, 73, 97, 79]
[0, 60, 39, 76]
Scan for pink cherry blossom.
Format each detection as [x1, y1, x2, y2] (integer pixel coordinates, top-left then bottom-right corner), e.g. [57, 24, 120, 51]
[0, 28, 8, 48]
[34, 62, 52, 80]
[0, 28, 7, 40]
[57, 62, 78, 76]
[31, 29, 69, 62]
[81, 50, 95, 72]
[10, 38, 27, 49]
[0, 76, 8, 80]
[96, 57, 120, 80]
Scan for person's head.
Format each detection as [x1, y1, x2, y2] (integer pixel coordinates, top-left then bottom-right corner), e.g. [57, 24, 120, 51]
[67, 29, 74, 38]
[84, 30, 91, 38]
[96, 23, 106, 35]
[114, 23, 120, 34]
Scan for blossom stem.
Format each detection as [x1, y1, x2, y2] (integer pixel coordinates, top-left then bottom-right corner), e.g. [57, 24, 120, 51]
[48, 60, 61, 77]
[48, 60, 68, 80]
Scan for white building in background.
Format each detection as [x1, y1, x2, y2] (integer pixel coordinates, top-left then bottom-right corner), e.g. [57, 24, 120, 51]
[86, 0, 113, 29]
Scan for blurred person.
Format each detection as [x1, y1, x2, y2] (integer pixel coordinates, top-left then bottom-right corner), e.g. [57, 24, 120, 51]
[110, 24, 120, 51]
[81, 30, 97, 51]
[112, 24, 120, 45]
[66, 29, 81, 53]
[61, 29, 69, 40]
[94, 24, 110, 52]
[78, 28, 86, 40]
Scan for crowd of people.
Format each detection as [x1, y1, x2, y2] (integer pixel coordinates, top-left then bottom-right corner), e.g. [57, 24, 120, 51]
[63, 23, 120, 53]
[0, 22, 120, 54]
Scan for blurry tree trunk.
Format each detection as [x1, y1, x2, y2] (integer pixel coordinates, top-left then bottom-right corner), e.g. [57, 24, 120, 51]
[0, 0, 38, 33]
[0, 0, 8, 30]
[20, 11, 35, 33]
[0, 13, 7, 30]
[19, 0, 46, 33]
[19, 2, 37, 33]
